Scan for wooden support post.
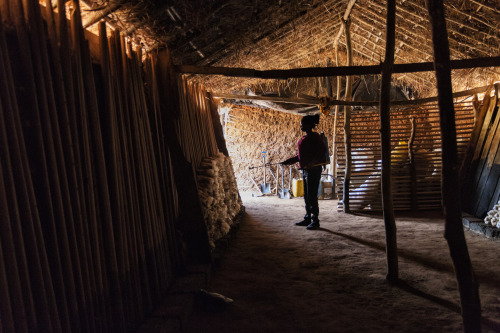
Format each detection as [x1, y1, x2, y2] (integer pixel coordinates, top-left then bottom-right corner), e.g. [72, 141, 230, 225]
[343, 18, 353, 213]
[426, 1, 482, 331]
[325, 59, 333, 98]
[331, 40, 342, 197]
[379, 0, 399, 282]
[331, 102, 339, 195]
[408, 116, 417, 212]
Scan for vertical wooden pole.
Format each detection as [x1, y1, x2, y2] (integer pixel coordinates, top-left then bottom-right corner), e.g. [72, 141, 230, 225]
[379, 0, 399, 282]
[82, 24, 123, 327]
[58, 2, 96, 330]
[408, 116, 417, 212]
[426, 1, 481, 331]
[0, 215, 15, 333]
[71, 4, 108, 330]
[343, 18, 353, 213]
[99, 22, 138, 327]
[331, 0, 357, 200]
[208, 93, 229, 156]
[332, 43, 341, 194]
[149, 53, 183, 272]
[12, 0, 65, 329]
[0, 0, 10, 23]
[111, 32, 145, 324]
[0, 11, 35, 332]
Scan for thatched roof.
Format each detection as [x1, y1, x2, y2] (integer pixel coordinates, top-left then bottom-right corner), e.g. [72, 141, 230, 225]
[78, 0, 499, 98]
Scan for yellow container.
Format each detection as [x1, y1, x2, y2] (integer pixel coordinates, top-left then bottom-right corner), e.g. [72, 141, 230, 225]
[292, 178, 304, 197]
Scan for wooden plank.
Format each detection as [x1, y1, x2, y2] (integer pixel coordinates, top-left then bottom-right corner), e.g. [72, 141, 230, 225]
[466, 92, 499, 206]
[470, 91, 500, 213]
[473, 96, 500, 216]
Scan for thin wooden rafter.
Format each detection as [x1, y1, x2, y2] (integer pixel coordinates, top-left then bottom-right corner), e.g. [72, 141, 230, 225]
[214, 84, 491, 107]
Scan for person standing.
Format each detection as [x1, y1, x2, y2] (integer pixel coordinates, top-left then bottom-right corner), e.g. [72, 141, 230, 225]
[281, 114, 327, 230]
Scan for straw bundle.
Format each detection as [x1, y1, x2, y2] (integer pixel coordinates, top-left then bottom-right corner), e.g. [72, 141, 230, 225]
[196, 153, 242, 248]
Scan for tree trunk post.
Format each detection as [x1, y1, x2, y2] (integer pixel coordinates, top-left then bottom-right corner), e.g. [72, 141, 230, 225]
[331, 42, 341, 198]
[379, 0, 399, 282]
[426, 1, 482, 332]
[343, 18, 353, 213]
[408, 116, 417, 212]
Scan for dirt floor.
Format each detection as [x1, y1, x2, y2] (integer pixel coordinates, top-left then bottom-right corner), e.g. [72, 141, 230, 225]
[184, 193, 500, 333]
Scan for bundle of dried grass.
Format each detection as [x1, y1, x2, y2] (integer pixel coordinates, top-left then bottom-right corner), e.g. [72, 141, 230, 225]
[196, 153, 243, 248]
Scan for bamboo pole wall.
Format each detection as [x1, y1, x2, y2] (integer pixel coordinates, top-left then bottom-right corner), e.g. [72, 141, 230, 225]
[0, 1, 234, 331]
[335, 100, 475, 212]
[177, 79, 220, 169]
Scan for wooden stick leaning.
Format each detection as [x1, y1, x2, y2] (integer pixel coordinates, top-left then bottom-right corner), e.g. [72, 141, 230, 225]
[111, 31, 144, 323]
[0, 72, 31, 333]
[57, 1, 97, 330]
[0, 9, 39, 332]
[12, 0, 64, 329]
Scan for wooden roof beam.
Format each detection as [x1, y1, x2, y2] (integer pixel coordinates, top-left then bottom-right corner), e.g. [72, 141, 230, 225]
[175, 56, 500, 79]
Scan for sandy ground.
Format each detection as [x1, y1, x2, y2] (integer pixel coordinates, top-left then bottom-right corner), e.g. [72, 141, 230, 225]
[185, 193, 500, 333]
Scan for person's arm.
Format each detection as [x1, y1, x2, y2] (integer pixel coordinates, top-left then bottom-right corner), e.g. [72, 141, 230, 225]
[280, 155, 299, 165]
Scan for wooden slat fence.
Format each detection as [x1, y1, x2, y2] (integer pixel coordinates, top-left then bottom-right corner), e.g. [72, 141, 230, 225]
[0, 1, 229, 332]
[335, 100, 475, 212]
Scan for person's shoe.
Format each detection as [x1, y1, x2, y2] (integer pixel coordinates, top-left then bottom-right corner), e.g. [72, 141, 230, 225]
[306, 221, 320, 230]
[295, 219, 311, 226]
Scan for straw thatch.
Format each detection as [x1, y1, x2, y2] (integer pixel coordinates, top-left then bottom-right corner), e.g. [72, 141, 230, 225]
[75, 0, 500, 98]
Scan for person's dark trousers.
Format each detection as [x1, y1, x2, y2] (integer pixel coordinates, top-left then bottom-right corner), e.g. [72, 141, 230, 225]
[302, 166, 322, 221]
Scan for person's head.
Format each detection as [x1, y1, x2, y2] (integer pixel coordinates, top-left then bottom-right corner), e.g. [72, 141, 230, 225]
[300, 114, 320, 132]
